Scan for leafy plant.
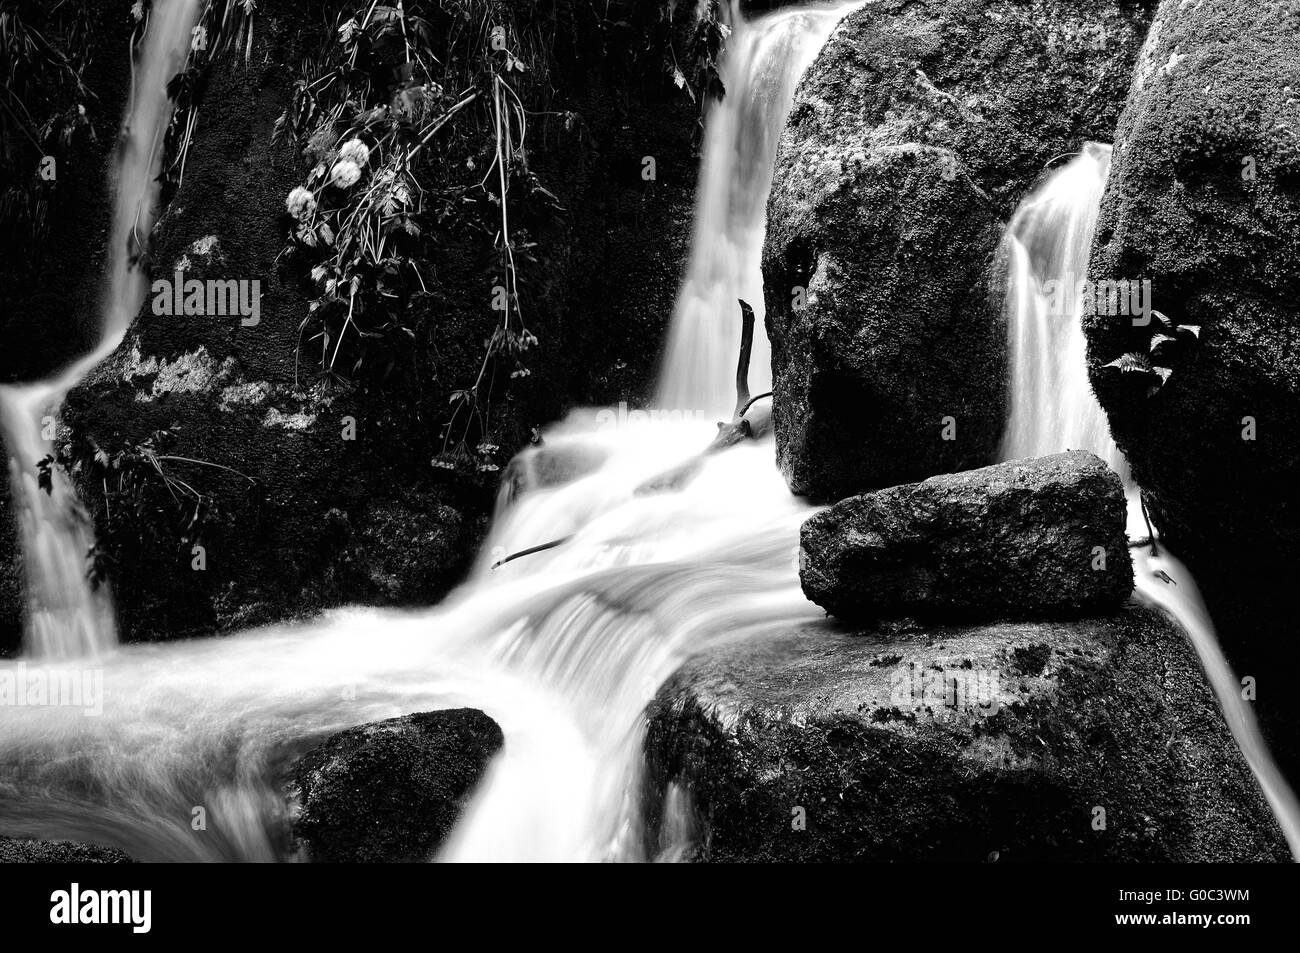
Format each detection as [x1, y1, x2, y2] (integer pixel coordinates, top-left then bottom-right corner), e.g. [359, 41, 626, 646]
[72, 430, 255, 565]
[277, 1, 563, 465]
[0, 0, 96, 259]
[1100, 310, 1201, 397]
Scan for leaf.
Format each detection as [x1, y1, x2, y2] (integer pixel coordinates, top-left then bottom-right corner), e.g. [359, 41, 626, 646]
[1149, 332, 1179, 363]
[1102, 352, 1154, 374]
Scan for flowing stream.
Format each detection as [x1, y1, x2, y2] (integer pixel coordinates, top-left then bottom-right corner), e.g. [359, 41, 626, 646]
[0, 0, 203, 659]
[656, 2, 859, 417]
[0, 0, 854, 862]
[1000, 145, 1300, 858]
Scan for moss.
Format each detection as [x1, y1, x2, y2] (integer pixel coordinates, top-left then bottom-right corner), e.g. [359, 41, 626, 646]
[287, 708, 503, 863]
[644, 606, 1288, 862]
[1084, 0, 1300, 782]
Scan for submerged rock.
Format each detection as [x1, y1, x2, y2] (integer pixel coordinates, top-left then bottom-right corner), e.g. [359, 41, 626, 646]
[643, 607, 1288, 862]
[287, 709, 502, 863]
[764, 0, 1153, 501]
[800, 451, 1133, 623]
[0, 835, 134, 863]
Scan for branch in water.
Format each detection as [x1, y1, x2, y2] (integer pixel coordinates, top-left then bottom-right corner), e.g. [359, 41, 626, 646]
[491, 535, 573, 570]
[734, 298, 755, 420]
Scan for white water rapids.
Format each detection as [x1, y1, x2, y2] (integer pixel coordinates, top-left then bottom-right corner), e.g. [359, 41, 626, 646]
[1000, 145, 1300, 858]
[0, 1, 851, 862]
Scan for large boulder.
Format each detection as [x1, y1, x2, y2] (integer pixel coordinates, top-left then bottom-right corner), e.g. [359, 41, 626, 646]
[800, 451, 1133, 622]
[764, 0, 1155, 501]
[1084, 7, 1300, 630]
[0, 835, 133, 863]
[643, 607, 1288, 862]
[287, 709, 503, 863]
[47, 0, 702, 641]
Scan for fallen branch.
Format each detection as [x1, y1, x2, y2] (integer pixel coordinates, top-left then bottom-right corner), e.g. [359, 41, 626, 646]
[490, 535, 572, 570]
[635, 299, 772, 496]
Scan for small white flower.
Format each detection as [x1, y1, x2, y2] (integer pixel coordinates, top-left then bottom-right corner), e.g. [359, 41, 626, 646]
[286, 186, 316, 220]
[338, 138, 371, 167]
[330, 159, 362, 188]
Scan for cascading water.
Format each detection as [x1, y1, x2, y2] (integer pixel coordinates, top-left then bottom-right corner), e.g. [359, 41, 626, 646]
[1000, 143, 1124, 478]
[0, 2, 856, 861]
[656, 1, 860, 417]
[0, 0, 203, 658]
[999, 146, 1300, 859]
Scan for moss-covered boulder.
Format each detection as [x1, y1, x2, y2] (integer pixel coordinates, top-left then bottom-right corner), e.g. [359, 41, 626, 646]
[47, 0, 703, 641]
[1084, 3, 1300, 643]
[800, 451, 1134, 623]
[287, 708, 503, 863]
[764, 0, 1155, 501]
[643, 606, 1288, 862]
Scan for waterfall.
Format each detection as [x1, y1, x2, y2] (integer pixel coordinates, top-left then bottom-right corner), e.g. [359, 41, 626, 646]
[1000, 142, 1124, 476]
[656, 1, 860, 418]
[0, 1, 852, 862]
[0, 0, 203, 658]
[999, 147, 1300, 859]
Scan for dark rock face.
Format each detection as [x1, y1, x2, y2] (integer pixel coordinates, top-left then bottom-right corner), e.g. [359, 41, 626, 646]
[0, 0, 135, 384]
[39, 0, 701, 642]
[0, 835, 133, 863]
[288, 709, 503, 863]
[800, 451, 1133, 622]
[764, 0, 1155, 501]
[1084, 3, 1300, 675]
[643, 608, 1288, 862]
[0, 489, 20, 656]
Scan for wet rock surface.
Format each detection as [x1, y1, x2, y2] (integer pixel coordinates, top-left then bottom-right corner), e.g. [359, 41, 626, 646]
[287, 708, 503, 863]
[0, 835, 134, 863]
[800, 451, 1134, 623]
[764, 0, 1154, 501]
[643, 607, 1288, 862]
[36, 0, 701, 643]
[1083, 0, 1300, 784]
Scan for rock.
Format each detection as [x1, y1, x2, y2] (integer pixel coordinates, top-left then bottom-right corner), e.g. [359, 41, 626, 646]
[288, 709, 503, 863]
[45, 0, 700, 641]
[1084, 5, 1300, 633]
[764, 0, 1154, 501]
[0, 488, 21, 656]
[800, 451, 1133, 622]
[0, 835, 134, 863]
[642, 607, 1288, 862]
